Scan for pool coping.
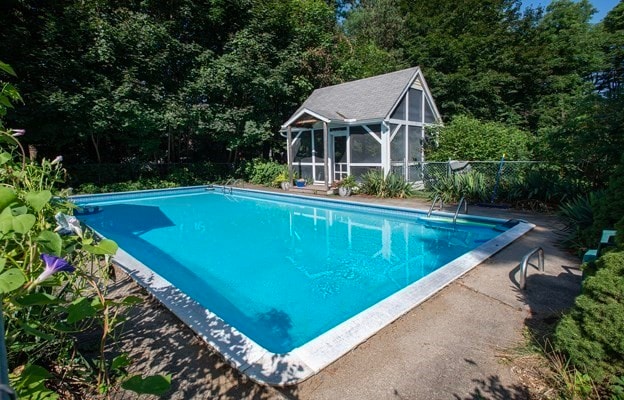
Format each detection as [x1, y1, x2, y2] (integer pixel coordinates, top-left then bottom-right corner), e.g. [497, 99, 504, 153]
[74, 186, 535, 386]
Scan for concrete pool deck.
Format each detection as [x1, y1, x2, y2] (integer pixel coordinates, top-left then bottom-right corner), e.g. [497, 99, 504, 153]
[111, 192, 582, 399]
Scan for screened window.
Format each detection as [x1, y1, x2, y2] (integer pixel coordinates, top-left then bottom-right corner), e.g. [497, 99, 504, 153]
[293, 131, 312, 162]
[408, 126, 422, 162]
[314, 166, 326, 182]
[350, 126, 381, 163]
[367, 124, 382, 140]
[350, 166, 381, 180]
[296, 165, 313, 180]
[408, 88, 422, 122]
[312, 129, 324, 162]
[334, 135, 347, 163]
[390, 94, 407, 121]
[425, 98, 436, 123]
[390, 125, 405, 162]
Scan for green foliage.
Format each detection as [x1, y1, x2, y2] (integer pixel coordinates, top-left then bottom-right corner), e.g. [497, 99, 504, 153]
[426, 115, 532, 161]
[558, 192, 604, 250]
[77, 180, 179, 195]
[121, 374, 172, 396]
[360, 170, 414, 198]
[246, 159, 287, 187]
[337, 174, 358, 190]
[0, 130, 168, 397]
[272, 171, 290, 188]
[0, 60, 22, 125]
[430, 171, 490, 204]
[611, 375, 624, 400]
[429, 163, 588, 209]
[591, 156, 624, 235]
[554, 250, 624, 384]
[71, 161, 235, 194]
[0, 0, 340, 164]
[9, 364, 58, 400]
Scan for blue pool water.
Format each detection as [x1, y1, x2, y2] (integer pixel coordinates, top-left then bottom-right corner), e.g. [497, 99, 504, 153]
[76, 189, 505, 353]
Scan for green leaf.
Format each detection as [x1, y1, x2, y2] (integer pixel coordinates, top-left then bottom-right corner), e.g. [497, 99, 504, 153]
[121, 295, 143, 306]
[12, 213, 36, 234]
[111, 353, 131, 371]
[0, 186, 16, 212]
[25, 190, 52, 212]
[66, 297, 97, 324]
[0, 258, 5, 273]
[122, 374, 171, 396]
[0, 61, 16, 77]
[36, 230, 63, 256]
[10, 364, 59, 400]
[14, 292, 60, 306]
[19, 321, 54, 340]
[0, 268, 25, 293]
[83, 239, 118, 255]
[11, 205, 27, 215]
[0, 151, 12, 165]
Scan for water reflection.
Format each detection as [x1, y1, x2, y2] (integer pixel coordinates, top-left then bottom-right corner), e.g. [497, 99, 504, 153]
[285, 205, 493, 292]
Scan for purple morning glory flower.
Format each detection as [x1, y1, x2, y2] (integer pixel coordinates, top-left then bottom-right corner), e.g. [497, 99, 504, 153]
[33, 254, 76, 285]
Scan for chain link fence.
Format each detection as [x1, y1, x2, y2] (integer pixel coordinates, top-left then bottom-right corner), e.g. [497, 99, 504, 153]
[420, 161, 545, 189]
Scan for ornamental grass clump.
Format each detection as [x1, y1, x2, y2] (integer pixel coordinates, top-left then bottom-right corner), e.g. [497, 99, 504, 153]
[360, 170, 414, 198]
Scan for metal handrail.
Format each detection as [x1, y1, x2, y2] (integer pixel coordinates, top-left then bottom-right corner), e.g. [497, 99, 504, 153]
[452, 196, 468, 224]
[519, 247, 544, 289]
[221, 178, 242, 194]
[427, 194, 444, 217]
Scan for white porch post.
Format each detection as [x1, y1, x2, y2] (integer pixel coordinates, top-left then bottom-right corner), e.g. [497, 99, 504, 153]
[286, 126, 293, 189]
[323, 121, 329, 190]
[382, 122, 390, 177]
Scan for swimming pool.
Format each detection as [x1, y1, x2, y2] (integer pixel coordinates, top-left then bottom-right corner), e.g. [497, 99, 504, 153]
[74, 186, 534, 385]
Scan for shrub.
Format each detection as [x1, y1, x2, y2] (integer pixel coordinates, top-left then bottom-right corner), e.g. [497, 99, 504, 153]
[426, 115, 533, 161]
[77, 179, 179, 194]
[360, 170, 413, 198]
[591, 155, 624, 236]
[246, 159, 287, 187]
[554, 250, 624, 384]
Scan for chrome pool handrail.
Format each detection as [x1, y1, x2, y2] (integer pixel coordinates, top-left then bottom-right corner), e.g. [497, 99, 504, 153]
[427, 194, 444, 217]
[452, 196, 467, 224]
[519, 247, 544, 289]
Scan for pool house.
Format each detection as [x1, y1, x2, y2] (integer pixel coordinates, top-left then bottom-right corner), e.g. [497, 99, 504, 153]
[281, 66, 442, 190]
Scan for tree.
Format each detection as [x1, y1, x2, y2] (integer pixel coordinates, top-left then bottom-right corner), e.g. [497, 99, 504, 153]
[399, 0, 527, 123]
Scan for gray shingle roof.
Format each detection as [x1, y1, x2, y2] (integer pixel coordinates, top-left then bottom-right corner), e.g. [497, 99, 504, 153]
[287, 67, 419, 124]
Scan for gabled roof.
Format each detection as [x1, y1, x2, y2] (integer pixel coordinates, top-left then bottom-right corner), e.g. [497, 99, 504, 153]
[283, 67, 431, 128]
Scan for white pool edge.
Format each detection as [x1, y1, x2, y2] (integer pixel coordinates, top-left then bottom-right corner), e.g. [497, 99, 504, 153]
[79, 188, 535, 386]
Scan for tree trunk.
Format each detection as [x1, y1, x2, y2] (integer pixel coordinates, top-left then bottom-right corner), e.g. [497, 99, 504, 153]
[91, 132, 101, 163]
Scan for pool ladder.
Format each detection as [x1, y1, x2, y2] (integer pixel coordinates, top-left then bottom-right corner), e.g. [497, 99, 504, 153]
[427, 194, 444, 217]
[452, 196, 468, 224]
[221, 178, 243, 194]
[519, 247, 544, 289]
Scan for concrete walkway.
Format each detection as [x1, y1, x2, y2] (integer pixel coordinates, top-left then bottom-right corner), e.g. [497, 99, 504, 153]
[111, 193, 582, 400]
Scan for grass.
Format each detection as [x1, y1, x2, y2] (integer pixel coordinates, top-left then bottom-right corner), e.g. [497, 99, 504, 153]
[504, 327, 605, 399]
